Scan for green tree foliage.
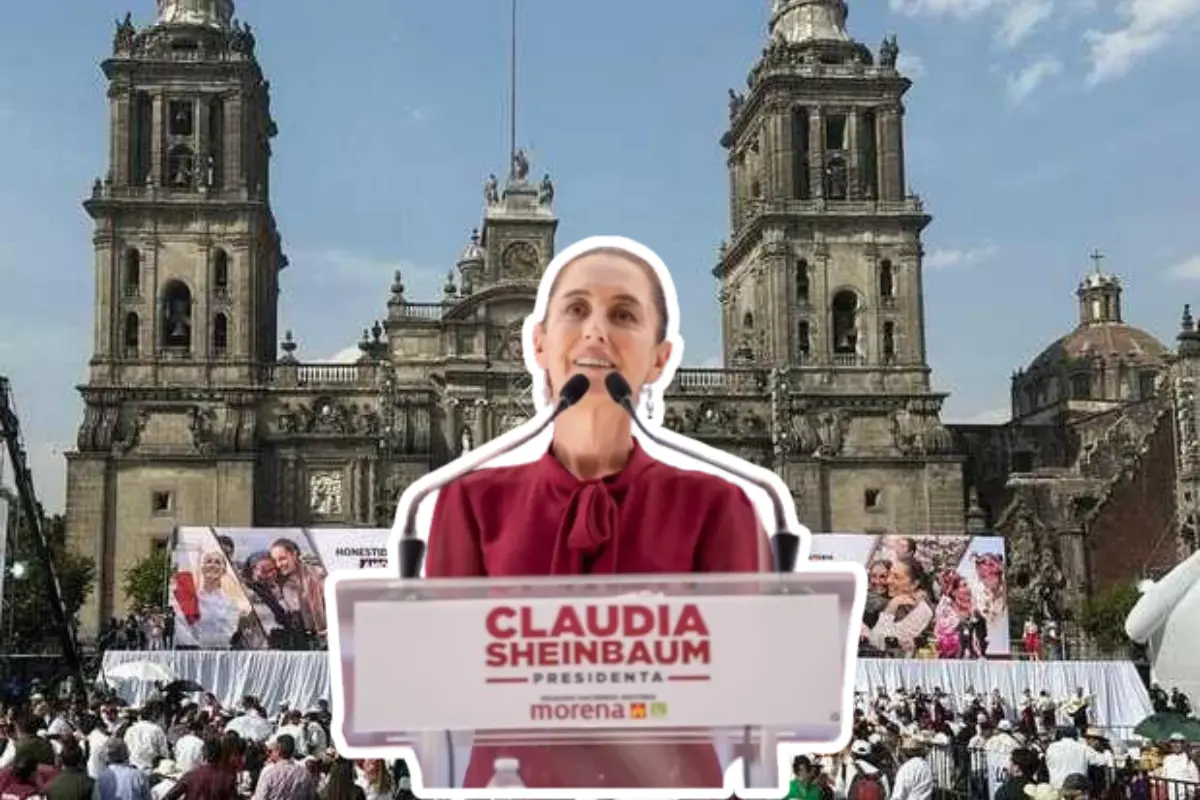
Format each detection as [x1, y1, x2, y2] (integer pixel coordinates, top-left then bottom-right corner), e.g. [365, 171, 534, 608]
[1079, 581, 1141, 654]
[123, 548, 172, 612]
[3, 503, 96, 652]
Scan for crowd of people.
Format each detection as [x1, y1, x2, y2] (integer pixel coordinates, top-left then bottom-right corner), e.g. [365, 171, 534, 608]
[0, 688, 409, 800]
[0, 673, 1196, 800]
[788, 684, 1199, 800]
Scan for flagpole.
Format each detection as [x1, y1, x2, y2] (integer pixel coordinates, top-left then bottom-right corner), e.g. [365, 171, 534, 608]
[509, 0, 518, 175]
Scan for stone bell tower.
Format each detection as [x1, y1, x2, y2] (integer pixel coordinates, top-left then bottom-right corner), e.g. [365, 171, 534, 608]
[66, 0, 284, 633]
[717, 0, 964, 533]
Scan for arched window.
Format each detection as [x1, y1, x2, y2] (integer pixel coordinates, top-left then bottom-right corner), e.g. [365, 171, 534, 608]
[743, 311, 755, 330]
[797, 321, 811, 358]
[123, 312, 139, 356]
[831, 290, 858, 355]
[879, 259, 894, 299]
[167, 144, 195, 189]
[213, 249, 229, 291]
[160, 280, 193, 351]
[212, 313, 228, 355]
[796, 259, 810, 304]
[882, 321, 896, 361]
[123, 248, 141, 295]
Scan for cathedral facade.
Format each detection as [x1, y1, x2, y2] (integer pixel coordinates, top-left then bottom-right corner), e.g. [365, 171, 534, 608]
[67, 0, 1011, 637]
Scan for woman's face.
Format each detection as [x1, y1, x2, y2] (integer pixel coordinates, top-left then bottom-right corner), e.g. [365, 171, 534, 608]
[534, 251, 672, 407]
[869, 563, 889, 592]
[888, 561, 914, 596]
[977, 561, 1002, 590]
[953, 580, 973, 608]
[200, 551, 226, 581]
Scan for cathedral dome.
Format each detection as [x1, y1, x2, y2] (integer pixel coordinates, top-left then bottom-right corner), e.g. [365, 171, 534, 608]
[1012, 262, 1169, 421]
[1027, 323, 1168, 373]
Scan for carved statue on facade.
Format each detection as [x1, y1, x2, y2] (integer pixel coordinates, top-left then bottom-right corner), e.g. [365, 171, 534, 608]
[538, 174, 555, 206]
[112, 408, 150, 455]
[815, 410, 850, 457]
[188, 406, 219, 455]
[663, 407, 684, 433]
[484, 174, 500, 206]
[460, 427, 474, 454]
[879, 34, 900, 68]
[728, 89, 745, 119]
[511, 149, 531, 181]
[114, 13, 136, 53]
[309, 471, 344, 516]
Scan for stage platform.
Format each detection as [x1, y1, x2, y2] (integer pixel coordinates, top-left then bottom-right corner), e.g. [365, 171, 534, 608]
[101, 650, 1153, 729]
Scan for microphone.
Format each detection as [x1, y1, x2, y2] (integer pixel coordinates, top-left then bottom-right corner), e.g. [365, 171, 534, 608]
[396, 373, 591, 579]
[603, 371, 802, 573]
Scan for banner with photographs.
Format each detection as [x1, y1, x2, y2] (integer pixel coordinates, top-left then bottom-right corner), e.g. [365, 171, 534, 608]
[809, 534, 1009, 659]
[168, 526, 389, 651]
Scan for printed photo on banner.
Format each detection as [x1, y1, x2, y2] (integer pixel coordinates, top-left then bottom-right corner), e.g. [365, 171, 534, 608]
[169, 526, 388, 651]
[808, 533, 1009, 659]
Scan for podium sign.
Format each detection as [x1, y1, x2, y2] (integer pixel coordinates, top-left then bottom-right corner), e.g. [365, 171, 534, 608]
[332, 570, 862, 793]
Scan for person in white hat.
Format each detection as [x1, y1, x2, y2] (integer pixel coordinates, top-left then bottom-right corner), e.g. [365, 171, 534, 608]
[1156, 732, 1199, 796]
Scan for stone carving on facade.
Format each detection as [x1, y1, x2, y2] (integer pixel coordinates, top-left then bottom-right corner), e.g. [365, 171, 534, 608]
[491, 322, 524, 361]
[538, 175, 554, 206]
[502, 241, 540, 280]
[309, 470, 344, 516]
[188, 406, 221, 455]
[113, 13, 136, 53]
[511, 149, 531, 181]
[728, 89, 745, 120]
[484, 174, 500, 206]
[230, 20, 256, 55]
[814, 410, 850, 457]
[495, 407, 529, 433]
[1175, 377, 1200, 471]
[778, 401, 822, 457]
[272, 400, 381, 439]
[111, 408, 150, 455]
[879, 35, 899, 68]
[890, 401, 955, 456]
[77, 405, 117, 453]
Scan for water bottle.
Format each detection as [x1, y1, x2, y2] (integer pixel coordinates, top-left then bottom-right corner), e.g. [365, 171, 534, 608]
[487, 757, 526, 788]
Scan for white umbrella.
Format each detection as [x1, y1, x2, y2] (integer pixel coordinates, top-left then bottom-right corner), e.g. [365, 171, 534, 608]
[104, 661, 176, 683]
[225, 714, 274, 742]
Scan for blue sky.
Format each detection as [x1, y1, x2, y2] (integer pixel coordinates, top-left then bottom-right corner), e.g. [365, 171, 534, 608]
[1, 0, 1199, 511]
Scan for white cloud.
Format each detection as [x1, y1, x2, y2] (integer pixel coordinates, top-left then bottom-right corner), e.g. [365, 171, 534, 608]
[999, 0, 1055, 45]
[948, 406, 1011, 425]
[889, 0, 1056, 44]
[1085, 0, 1200, 84]
[925, 243, 1000, 269]
[1005, 57, 1063, 103]
[321, 345, 364, 363]
[890, 0, 997, 16]
[1166, 253, 1200, 280]
[896, 52, 926, 77]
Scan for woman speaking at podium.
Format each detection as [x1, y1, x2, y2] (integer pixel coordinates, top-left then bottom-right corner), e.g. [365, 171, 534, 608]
[425, 238, 772, 790]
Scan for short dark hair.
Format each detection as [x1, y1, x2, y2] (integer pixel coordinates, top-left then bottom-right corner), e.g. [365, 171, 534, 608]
[60, 742, 85, 769]
[1010, 748, 1039, 778]
[274, 733, 297, 760]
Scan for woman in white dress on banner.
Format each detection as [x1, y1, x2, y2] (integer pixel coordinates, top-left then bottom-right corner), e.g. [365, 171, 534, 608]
[172, 549, 245, 649]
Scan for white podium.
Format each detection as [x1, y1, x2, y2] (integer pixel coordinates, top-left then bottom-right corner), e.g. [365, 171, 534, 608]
[329, 568, 863, 797]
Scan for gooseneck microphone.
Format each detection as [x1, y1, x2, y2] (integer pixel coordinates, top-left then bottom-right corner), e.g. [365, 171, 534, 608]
[604, 371, 802, 574]
[396, 373, 592, 579]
